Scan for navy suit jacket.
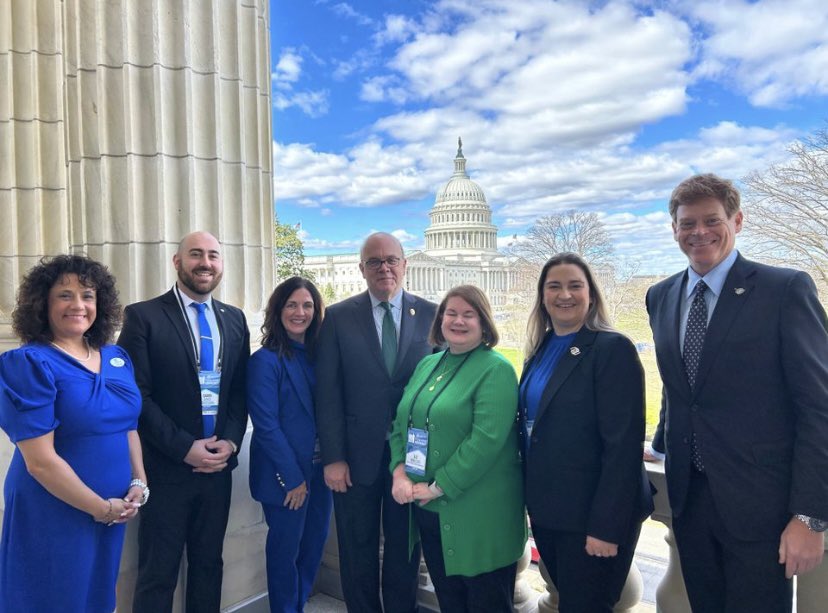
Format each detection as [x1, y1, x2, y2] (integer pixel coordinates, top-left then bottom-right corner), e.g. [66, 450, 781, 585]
[647, 254, 828, 541]
[118, 289, 250, 483]
[521, 328, 653, 544]
[247, 346, 316, 505]
[315, 290, 437, 485]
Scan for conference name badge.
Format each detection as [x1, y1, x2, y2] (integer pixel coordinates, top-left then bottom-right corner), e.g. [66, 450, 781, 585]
[198, 370, 221, 417]
[405, 428, 429, 476]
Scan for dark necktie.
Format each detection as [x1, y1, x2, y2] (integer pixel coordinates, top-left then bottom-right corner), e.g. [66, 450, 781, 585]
[191, 302, 215, 437]
[380, 302, 397, 375]
[683, 280, 708, 471]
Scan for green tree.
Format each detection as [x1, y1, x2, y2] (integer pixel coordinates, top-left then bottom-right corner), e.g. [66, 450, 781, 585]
[274, 216, 314, 281]
[321, 283, 337, 305]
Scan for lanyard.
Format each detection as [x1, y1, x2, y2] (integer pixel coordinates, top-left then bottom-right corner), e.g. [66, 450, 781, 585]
[173, 285, 224, 372]
[405, 347, 474, 429]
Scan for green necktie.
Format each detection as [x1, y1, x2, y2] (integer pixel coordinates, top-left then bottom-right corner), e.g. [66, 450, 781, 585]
[380, 301, 397, 375]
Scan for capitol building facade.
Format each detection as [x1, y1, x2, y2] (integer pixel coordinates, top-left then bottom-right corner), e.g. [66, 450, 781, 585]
[304, 140, 534, 307]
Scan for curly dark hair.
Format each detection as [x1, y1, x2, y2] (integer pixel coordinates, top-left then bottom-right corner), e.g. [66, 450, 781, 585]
[260, 276, 324, 358]
[12, 255, 121, 348]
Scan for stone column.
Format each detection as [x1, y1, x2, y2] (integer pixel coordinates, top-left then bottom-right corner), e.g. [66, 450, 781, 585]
[0, 0, 70, 350]
[1, 1, 274, 611]
[62, 0, 273, 309]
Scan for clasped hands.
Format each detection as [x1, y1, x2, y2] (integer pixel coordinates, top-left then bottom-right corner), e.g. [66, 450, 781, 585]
[184, 436, 234, 473]
[391, 466, 439, 506]
[94, 495, 140, 526]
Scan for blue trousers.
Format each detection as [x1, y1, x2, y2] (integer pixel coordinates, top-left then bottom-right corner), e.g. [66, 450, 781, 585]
[262, 464, 332, 613]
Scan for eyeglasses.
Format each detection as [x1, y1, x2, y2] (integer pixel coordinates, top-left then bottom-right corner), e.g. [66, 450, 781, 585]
[362, 256, 402, 270]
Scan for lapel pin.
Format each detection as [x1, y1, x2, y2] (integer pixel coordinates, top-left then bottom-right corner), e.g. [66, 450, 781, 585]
[409, 308, 415, 316]
[734, 287, 745, 295]
[570, 347, 580, 356]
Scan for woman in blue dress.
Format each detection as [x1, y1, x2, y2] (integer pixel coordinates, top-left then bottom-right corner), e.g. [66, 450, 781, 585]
[0, 255, 147, 613]
[247, 276, 332, 612]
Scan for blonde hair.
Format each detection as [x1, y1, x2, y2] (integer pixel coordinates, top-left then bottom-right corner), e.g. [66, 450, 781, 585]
[524, 253, 614, 360]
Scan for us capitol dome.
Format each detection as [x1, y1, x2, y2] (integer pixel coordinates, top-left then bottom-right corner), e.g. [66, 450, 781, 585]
[305, 139, 532, 307]
[424, 138, 499, 256]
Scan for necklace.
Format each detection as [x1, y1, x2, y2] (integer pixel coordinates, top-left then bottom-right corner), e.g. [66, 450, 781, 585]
[428, 364, 460, 392]
[51, 339, 92, 362]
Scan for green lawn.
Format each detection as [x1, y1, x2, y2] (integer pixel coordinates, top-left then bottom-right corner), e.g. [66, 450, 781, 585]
[496, 316, 662, 440]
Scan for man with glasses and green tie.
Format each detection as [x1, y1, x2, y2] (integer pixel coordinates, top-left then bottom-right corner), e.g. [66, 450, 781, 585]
[119, 231, 250, 612]
[316, 232, 437, 612]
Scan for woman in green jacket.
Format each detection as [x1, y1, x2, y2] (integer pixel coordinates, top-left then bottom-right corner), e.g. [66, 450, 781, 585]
[389, 285, 527, 612]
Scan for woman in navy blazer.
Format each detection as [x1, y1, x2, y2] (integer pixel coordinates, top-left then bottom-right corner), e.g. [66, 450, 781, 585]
[520, 253, 653, 613]
[247, 277, 332, 613]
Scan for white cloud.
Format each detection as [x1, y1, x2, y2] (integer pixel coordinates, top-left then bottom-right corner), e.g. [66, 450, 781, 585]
[272, 48, 330, 116]
[330, 2, 374, 27]
[688, 0, 828, 106]
[273, 49, 302, 85]
[275, 1, 824, 271]
[374, 14, 418, 46]
[391, 229, 418, 244]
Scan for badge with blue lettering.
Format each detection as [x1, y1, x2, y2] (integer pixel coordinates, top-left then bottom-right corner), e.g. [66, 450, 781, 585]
[198, 370, 221, 418]
[405, 428, 429, 476]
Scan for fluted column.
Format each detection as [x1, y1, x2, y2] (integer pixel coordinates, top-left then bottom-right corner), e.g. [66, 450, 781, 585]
[0, 1, 274, 610]
[62, 0, 273, 310]
[0, 0, 70, 349]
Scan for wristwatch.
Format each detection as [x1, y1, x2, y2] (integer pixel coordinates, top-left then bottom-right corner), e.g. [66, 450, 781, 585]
[795, 514, 828, 532]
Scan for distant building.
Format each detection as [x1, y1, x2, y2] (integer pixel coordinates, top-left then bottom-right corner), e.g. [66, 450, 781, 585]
[306, 139, 534, 307]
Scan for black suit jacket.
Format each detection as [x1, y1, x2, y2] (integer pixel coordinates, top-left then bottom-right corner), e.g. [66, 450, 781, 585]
[647, 254, 828, 540]
[315, 290, 437, 485]
[522, 328, 653, 544]
[118, 289, 250, 483]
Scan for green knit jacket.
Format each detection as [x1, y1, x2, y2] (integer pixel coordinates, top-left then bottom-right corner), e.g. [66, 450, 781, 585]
[389, 345, 527, 576]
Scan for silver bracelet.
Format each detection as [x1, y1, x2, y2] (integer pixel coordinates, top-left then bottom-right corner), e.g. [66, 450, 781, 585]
[130, 478, 150, 506]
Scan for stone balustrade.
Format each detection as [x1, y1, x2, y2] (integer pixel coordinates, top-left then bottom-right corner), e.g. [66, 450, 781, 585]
[523, 460, 828, 613]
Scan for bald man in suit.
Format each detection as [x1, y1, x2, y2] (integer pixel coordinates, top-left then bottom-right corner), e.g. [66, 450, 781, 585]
[315, 232, 437, 612]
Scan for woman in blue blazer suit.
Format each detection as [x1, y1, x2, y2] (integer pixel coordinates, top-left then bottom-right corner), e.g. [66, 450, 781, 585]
[247, 277, 332, 613]
[520, 253, 653, 613]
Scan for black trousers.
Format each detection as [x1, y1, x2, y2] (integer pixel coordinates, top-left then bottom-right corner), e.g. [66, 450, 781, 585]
[333, 444, 420, 613]
[530, 521, 640, 613]
[132, 471, 232, 613]
[672, 470, 792, 613]
[413, 505, 516, 613]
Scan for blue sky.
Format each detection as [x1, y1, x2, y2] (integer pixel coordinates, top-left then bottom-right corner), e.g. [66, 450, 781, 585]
[270, 0, 828, 274]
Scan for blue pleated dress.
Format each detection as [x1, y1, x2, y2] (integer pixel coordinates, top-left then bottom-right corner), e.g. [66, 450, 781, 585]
[0, 344, 141, 613]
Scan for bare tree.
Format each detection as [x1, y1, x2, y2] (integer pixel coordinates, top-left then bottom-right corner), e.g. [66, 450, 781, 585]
[508, 210, 614, 268]
[741, 127, 828, 291]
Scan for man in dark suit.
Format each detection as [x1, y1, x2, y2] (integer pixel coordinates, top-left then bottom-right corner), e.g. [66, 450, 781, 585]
[119, 231, 250, 613]
[646, 174, 828, 612]
[316, 232, 437, 612]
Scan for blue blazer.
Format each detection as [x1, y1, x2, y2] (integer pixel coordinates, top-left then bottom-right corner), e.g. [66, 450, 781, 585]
[647, 254, 828, 541]
[247, 346, 316, 506]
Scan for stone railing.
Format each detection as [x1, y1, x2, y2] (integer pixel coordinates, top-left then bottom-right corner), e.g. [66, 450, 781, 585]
[644, 460, 828, 613]
[313, 459, 828, 612]
[534, 462, 828, 612]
